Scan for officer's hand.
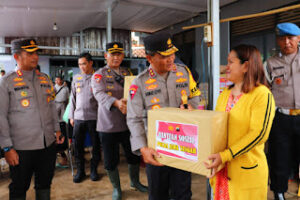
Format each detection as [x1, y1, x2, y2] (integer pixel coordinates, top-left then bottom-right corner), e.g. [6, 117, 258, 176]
[70, 119, 74, 127]
[203, 153, 222, 178]
[114, 99, 127, 114]
[56, 131, 65, 144]
[180, 104, 193, 110]
[140, 147, 163, 166]
[4, 149, 19, 166]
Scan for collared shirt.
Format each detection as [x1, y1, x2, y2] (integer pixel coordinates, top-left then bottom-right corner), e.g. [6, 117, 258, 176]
[267, 50, 300, 109]
[54, 84, 69, 103]
[69, 72, 98, 120]
[126, 63, 201, 155]
[0, 68, 60, 150]
[91, 65, 132, 133]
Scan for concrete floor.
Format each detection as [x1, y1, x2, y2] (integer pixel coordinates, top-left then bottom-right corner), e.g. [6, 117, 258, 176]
[0, 154, 299, 200]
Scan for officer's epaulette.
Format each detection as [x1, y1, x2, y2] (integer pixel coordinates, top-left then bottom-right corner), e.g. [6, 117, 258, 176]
[136, 68, 148, 79]
[1, 71, 16, 82]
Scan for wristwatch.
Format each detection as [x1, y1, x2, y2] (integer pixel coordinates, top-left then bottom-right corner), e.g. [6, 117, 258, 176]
[3, 146, 13, 152]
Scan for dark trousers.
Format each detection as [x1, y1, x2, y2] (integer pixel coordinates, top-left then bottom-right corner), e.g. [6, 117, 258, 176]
[146, 164, 192, 200]
[99, 131, 140, 170]
[73, 120, 101, 167]
[268, 111, 300, 193]
[9, 143, 56, 199]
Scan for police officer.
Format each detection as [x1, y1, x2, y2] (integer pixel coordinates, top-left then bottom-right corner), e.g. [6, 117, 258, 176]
[54, 76, 69, 122]
[127, 33, 201, 200]
[69, 52, 101, 183]
[91, 42, 147, 200]
[266, 23, 300, 200]
[0, 38, 64, 200]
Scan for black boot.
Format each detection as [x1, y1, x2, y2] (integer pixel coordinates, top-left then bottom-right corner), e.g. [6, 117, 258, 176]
[274, 192, 286, 200]
[90, 164, 100, 181]
[106, 169, 122, 200]
[9, 195, 26, 200]
[128, 164, 148, 193]
[36, 189, 50, 200]
[73, 162, 86, 183]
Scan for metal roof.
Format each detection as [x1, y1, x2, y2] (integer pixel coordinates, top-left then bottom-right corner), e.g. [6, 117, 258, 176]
[0, 0, 237, 37]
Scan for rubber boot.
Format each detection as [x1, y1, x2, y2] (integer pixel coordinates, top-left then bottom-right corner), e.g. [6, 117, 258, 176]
[10, 195, 26, 200]
[73, 162, 86, 183]
[128, 164, 148, 193]
[90, 163, 100, 181]
[274, 192, 286, 200]
[36, 189, 50, 200]
[106, 169, 122, 200]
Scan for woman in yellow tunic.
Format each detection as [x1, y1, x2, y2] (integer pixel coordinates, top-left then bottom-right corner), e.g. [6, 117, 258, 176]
[205, 44, 276, 200]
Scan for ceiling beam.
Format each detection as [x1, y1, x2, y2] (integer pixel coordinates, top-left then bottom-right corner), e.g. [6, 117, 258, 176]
[122, 0, 205, 13]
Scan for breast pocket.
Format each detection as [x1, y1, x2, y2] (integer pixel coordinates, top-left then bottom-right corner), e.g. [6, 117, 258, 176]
[271, 68, 288, 86]
[14, 89, 35, 110]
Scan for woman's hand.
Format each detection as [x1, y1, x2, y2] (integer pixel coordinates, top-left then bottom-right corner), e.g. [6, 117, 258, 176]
[203, 153, 222, 178]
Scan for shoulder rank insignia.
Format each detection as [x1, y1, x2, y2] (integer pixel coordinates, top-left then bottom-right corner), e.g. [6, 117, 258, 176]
[16, 70, 23, 77]
[129, 84, 138, 100]
[35, 69, 40, 76]
[148, 68, 156, 78]
[145, 78, 156, 84]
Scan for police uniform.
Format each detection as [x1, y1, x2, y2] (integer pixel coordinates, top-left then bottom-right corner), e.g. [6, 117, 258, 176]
[54, 82, 69, 121]
[91, 42, 147, 200]
[69, 64, 101, 182]
[0, 38, 59, 200]
[127, 33, 201, 200]
[266, 23, 300, 197]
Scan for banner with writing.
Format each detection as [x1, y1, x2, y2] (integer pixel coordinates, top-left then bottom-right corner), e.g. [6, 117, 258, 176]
[155, 120, 198, 162]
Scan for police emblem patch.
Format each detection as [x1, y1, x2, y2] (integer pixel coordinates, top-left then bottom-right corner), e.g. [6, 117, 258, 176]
[94, 74, 102, 83]
[129, 85, 138, 100]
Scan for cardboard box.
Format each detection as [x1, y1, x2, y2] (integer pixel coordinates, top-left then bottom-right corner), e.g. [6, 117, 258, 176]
[147, 107, 228, 176]
[123, 76, 137, 99]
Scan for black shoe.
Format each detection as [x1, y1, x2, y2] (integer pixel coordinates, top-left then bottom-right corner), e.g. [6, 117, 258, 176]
[73, 171, 86, 183]
[274, 192, 285, 200]
[90, 167, 100, 181]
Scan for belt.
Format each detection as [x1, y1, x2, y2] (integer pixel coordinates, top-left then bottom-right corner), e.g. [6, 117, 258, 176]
[277, 108, 300, 116]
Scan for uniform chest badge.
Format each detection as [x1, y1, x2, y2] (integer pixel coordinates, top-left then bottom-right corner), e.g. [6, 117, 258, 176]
[176, 78, 187, 83]
[40, 80, 48, 84]
[21, 99, 30, 107]
[38, 76, 47, 80]
[106, 75, 113, 79]
[107, 92, 112, 96]
[47, 96, 51, 103]
[148, 68, 156, 78]
[145, 78, 156, 84]
[151, 104, 161, 110]
[129, 85, 138, 100]
[151, 97, 160, 104]
[77, 76, 83, 80]
[20, 91, 28, 97]
[13, 77, 23, 82]
[76, 87, 81, 93]
[275, 77, 282, 85]
[107, 85, 114, 89]
[176, 72, 184, 77]
[76, 83, 81, 87]
[94, 74, 102, 83]
[146, 84, 158, 90]
[46, 89, 51, 94]
[123, 72, 127, 76]
[14, 82, 26, 87]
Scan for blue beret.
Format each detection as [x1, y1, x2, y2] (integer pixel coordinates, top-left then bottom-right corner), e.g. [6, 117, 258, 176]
[276, 23, 300, 36]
